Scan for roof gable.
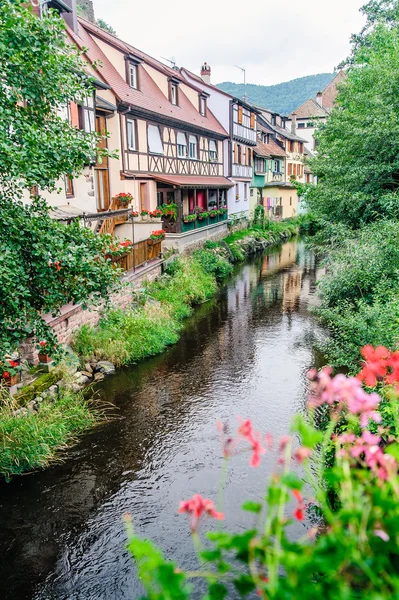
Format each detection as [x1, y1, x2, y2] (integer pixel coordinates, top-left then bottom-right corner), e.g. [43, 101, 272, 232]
[290, 98, 328, 119]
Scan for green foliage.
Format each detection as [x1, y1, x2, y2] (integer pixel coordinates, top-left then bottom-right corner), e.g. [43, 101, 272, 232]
[217, 73, 337, 115]
[0, 1, 118, 357]
[96, 18, 117, 36]
[73, 252, 223, 365]
[308, 23, 399, 227]
[0, 388, 99, 480]
[316, 221, 399, 370]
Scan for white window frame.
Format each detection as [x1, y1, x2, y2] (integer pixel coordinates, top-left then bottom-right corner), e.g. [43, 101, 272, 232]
[171, 83, 178, 106]
[177, 132, 187, 158]
[148, 124, 164, 155]
[199, 96, 206, 116]
[127, 119, 136, 151]
[209, 140, 217, 161]
[273, 160, 280, 173]
[129, 63, 138, 89]
[79, 94, 95, 133]
[189, 135, 198, 159]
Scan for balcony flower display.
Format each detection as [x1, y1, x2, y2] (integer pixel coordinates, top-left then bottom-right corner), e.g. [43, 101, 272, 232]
[113, 192, 133, 206]
[209, 210, 218, 218]
[104, 238, 133, 258]
[197, 211, 209, 221]
[150, 209, 163, 220]
[161, 203, 177, 222]
[140, 209, 149, 221]
[131, 210, 139, 218]
[220, 206, 228, 214]
[0, 358, 21, 386]
[183, 213, 197, 223]
[150, 229, 166, 242]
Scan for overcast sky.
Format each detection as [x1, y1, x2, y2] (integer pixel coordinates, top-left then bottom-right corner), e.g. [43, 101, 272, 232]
[93, 0, 366, 86]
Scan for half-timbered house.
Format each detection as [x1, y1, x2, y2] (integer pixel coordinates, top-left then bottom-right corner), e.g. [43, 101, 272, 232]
[73, 19, 232, 249]
[181, 64, 259, 219]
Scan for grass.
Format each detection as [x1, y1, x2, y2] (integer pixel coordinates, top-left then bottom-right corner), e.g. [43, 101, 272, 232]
[72, 253, 222, 366]
[0, 388, 100, 480]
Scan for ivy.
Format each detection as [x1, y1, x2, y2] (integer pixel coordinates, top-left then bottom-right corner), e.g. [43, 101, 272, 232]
[0, 1, 119, 356]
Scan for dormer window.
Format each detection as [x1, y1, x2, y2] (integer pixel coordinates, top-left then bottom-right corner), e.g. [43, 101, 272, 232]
[170, 83, 178, 106]
[199, 96, 207, 117]
[209, 140, 217, 161]
[271, 115, 276, 126]
[129, 63, 138, 89]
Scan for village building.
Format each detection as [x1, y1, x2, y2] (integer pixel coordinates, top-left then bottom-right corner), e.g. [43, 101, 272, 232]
[181, 64, 259, 221]
[286, 71, 347, 153]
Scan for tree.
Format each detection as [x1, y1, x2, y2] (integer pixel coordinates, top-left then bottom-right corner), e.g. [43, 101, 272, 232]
[341, 0, 399, 66]
[307, 23, 399, 228]
[0, 0, 118, 357]
[97, 18, 117, 36]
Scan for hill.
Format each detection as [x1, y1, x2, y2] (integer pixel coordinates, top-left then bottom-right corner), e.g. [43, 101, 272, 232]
[216, 73, 336, 115]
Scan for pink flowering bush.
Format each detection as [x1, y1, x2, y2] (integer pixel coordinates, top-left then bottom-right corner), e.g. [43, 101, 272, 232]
[126, 346, 399, 599]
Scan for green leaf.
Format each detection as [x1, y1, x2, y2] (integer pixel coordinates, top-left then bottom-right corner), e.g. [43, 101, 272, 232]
[242, 501, 262, 514]
[281, 472, 303, 490]
[291, 414, 323, 449]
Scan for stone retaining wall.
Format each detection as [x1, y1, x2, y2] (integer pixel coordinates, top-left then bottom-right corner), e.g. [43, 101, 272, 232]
[20, 261, 162, 365]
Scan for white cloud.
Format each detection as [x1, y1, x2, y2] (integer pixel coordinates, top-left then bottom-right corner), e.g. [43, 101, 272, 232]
[92, 0, 366, 85]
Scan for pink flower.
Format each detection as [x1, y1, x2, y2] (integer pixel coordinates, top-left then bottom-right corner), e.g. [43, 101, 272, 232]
[238, 418, 254, 441]
[178, 494, 224, 532]
[292, 489, 305, 521]
[250, 432, 266, 468]
[294, 447, 312, 463]
[374, 529, 390, 542]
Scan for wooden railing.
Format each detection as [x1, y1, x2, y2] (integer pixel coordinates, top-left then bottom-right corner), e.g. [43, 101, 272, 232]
[106, 239, 162, 272]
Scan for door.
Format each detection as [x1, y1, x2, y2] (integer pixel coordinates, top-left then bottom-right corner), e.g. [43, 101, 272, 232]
[95, 115, 110, 212]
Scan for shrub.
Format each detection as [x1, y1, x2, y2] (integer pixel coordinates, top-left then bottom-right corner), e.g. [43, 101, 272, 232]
[193, 249, 233, 282]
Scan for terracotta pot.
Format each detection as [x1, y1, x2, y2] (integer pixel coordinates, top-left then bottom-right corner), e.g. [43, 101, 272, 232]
[3, 374, 18, 387]
[38, 353, 52, 364]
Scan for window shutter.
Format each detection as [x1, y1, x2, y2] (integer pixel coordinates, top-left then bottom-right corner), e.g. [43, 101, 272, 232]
[234, 143, 238, 163]
[247, 148, 252, 165]
[250, 112, 255, 129]
[69, 102, 79, 128]
[238, 106, 243, 124]
[288, 163, 292, 177]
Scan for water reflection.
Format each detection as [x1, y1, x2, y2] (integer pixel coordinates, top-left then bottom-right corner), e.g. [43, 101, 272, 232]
[0, 239, 326, 600]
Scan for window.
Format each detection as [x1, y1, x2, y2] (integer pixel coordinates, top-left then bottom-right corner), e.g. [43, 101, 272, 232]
[237, 144, 242, 165]
[271, 115, 276, 126]
[65, 175, 74, 197]
[148, 124, 164, 154]
[247, 148, 252, 166]
[298, 122, 305, 129]
[129, 63, 138, 89]
[289, 141, 295, 152]
[288, 163, 292, 177]
[209, 140, 217, 161]
[177, 132, 187, 158]
[78, 94, 95, 133]
[244, 183, 248, 201]
[199, 96, 207, 116]
[314, 138, 319, 150]
[189, 135, 197, 159]
[262, 132, 268, 144]
[250, 188, 254, 196]
[290, 196, 292, 206]
[235, 183, 239, 201]
[281, 119, 286, 129]
[255, 158, 264, 173]
[127, 119, 136, 151]
[298, 143, 304, 153]
[170, 83, 178, 106]
[273, 160, 280, 173]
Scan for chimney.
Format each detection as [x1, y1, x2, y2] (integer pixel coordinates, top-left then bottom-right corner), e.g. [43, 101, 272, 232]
[200, 62, 211, 84]
[62, 0, 78, 32]
[291, 112, 297, 135]
[316, 91, 323, 107]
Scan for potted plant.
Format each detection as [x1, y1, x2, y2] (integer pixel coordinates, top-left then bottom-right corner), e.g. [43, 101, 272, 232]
[0, 359, 21, 387]
[197, 211, 209, 221]
[149, 229, 166, 245]
[38, 340, 53, 363]
[209, 210, 218, 219]
[150, 209, 163, 221]
[161, 203, 177, 222]
[140, 209, 149, 221]
[113, 192, 133, 207]
[131, 210, 140, 219]
[182, 213, 197, 223]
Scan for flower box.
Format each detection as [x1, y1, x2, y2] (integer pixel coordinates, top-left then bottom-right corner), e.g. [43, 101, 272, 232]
[2, 374, 18, 387]
[38, 353, 52, 364]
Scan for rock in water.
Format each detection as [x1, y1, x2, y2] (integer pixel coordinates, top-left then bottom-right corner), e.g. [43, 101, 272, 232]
[95, 361, 116, 375]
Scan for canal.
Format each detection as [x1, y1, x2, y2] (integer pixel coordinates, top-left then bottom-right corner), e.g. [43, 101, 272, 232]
[0, 238, 326, 600]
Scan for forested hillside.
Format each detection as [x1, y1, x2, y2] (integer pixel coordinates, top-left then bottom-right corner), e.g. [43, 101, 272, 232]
[217, 72, 336, 114]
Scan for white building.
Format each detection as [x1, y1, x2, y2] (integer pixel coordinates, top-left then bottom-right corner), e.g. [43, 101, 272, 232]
[181, 63, 259, 219]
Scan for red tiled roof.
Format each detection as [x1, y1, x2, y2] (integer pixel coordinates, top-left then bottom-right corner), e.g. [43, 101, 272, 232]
[73, 20, 228, 137]
[143, 174, 234, 188]
[289, 98, 328, 119]
[254, 138, 286, 158]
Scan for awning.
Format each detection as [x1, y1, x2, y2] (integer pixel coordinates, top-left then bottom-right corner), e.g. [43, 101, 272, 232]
[150, 174, 234, 189]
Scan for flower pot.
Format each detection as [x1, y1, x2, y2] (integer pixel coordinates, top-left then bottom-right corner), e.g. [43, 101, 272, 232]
[3, 374, 18, 387]
[141, 214, 149, 222]
[38, 353, 52, 364]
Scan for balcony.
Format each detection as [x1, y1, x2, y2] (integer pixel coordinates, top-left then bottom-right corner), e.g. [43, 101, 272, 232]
[233, 123, 257, 145]
[232, 164, 253, 179]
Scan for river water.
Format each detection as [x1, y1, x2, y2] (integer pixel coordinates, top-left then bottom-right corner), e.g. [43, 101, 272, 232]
[0, 238, 326, 600]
